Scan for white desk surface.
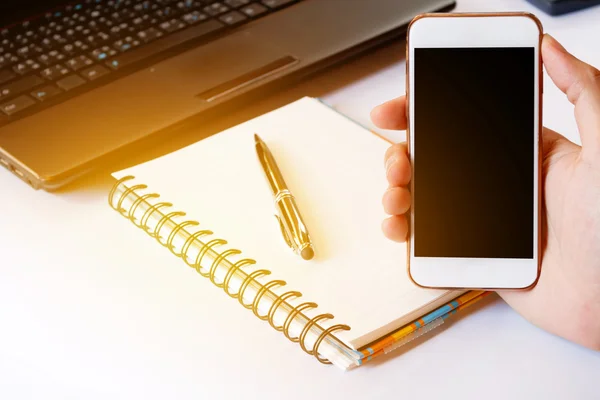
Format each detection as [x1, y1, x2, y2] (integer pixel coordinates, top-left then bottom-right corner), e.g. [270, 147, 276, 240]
[1, 0, 599, 398]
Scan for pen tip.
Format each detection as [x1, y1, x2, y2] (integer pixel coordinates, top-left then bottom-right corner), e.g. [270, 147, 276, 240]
[254, 133, 262, 144]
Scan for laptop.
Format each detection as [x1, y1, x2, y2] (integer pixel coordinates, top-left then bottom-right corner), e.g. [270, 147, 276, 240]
[0, 0, 455, 190]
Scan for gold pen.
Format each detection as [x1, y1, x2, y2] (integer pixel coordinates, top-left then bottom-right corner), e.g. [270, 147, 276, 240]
[254, 134, 315, 261]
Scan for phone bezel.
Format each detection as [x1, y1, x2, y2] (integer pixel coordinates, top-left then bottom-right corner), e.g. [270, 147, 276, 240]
[406, 13, 543, 290]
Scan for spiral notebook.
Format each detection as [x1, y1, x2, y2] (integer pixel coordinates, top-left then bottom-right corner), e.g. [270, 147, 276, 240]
[108, 97, 464, 370]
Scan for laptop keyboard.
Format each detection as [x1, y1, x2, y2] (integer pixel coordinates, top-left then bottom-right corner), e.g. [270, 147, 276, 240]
[0, 0, 302, 121]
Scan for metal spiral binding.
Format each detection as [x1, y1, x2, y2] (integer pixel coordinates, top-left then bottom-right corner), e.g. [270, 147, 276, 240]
[109, 176, 351, 365]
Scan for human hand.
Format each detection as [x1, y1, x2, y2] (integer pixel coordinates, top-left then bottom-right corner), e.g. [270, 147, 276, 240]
[371, 34, 600, 350]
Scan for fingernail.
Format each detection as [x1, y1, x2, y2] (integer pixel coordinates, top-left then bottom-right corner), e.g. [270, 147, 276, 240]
[385, 155, 398, 174]
[545, 34, 567, 54]
[371, 104, 383, 122]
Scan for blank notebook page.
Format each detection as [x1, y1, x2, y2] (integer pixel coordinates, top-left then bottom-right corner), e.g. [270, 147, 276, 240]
[113, 97, 454, 349]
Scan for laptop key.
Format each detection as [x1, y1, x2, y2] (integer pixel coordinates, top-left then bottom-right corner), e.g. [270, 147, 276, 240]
[40, 38, 54, 49]
[86, 32, 109, 46]
[113, 38, 137, 52]
[132, 17, 146, 28]
[27, 44, 44, 57]
[225, 0, 251, 7]
[261, 0, 295, 9]
[1, 95, 36, 116]
[57, 74, 85, 91]
[13, 62, 33, 75]
[91, 46, 117, 61]
[65, 28, 77, 39]
[158, 20, 174, 33]
[29, 60, 42, 71]
[137, 28, 163, 43]
[0, 75, 44, 100]
[73, 40, 90, 53]
[38, 50, 64, 66]
[15, 35, 29, 47]
[66, 55, 94, 71]
[160, 19, 188, 33]
[17, 46, 31, 57]
[24, 30, 38, 41]
[182, 11, 208, 25]
[204, 3, 230, 16]
[52, 34, 68, 46]
[36, 54, 53, 67]
[62, 43, 78, 56]
[219, 11, 248, 25]
[31, 85, 62, 101]
[81, 65, 109, 81]
[41, 65, 71, 80]
[13, 59, 41, 75]
[240, 3, 268, 17]
[48, 50, 66, 63]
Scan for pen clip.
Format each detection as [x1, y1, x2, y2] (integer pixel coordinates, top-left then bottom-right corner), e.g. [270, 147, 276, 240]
[275, 214, 294, 250]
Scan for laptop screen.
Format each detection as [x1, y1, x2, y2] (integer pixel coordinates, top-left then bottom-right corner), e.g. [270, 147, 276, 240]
[0, 1, 69, 28]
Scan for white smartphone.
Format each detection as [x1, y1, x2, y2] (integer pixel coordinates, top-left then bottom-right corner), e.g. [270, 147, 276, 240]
[406, 13, 543, 289]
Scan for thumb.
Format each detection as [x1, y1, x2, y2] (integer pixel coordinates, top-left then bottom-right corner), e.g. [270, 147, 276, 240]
[542, 34, 600, 159]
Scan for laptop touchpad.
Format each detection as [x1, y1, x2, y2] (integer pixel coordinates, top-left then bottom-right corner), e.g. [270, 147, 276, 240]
[160, 31, 298, 102]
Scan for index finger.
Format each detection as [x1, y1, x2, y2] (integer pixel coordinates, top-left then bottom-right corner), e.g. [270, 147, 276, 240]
[370, 96, 407, 130]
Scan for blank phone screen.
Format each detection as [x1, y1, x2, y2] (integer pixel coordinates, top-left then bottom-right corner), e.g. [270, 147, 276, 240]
[413, 47, 534, 259]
